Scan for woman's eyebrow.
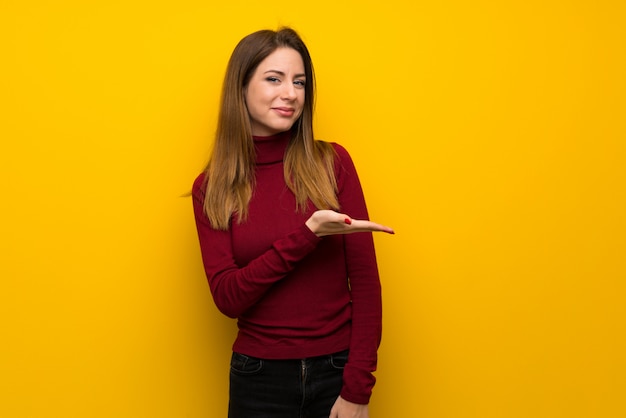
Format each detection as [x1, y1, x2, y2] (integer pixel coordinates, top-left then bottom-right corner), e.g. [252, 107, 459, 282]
[264, 70, 306, 78]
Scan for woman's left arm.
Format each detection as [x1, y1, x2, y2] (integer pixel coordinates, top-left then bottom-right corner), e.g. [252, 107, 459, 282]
[331, 143, 384, 406]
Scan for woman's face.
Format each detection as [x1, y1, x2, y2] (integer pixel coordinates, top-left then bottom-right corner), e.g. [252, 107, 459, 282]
[245, 47, 305, 136]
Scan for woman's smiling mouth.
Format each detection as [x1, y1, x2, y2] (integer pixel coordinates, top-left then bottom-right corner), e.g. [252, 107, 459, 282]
[272, 107, 295, 116]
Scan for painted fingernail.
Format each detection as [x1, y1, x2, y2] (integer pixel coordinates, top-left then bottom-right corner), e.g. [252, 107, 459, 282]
[344, 218, 352, 225]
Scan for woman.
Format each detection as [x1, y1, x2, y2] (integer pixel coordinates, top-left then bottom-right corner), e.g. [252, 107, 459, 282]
[192, 27, 393, 418]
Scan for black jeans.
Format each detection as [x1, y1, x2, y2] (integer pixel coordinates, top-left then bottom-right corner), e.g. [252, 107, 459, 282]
[228, 350, 348, 418]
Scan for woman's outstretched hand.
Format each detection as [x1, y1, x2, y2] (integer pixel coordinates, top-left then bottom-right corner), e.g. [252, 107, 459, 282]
[305, 210, 395, 237]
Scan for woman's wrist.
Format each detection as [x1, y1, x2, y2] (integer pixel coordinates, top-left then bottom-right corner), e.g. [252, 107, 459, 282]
[305, 217, 319, 236]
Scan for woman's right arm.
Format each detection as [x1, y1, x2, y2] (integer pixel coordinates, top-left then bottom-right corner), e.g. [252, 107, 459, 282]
[192, 175, 392, 319]
[192, 174, 321, 318]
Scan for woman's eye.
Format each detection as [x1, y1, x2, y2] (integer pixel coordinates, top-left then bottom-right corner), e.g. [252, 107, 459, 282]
[294, 80, 306, 88]
[266, 77, 280, 83]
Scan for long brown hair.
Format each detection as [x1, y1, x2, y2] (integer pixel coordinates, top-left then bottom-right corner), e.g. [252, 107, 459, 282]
[203, 27, 339, 230]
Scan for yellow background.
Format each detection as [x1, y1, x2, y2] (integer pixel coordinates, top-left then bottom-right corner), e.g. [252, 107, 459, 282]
[2, 1, 625, 417]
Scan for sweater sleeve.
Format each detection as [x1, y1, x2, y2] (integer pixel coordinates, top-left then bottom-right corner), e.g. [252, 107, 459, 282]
[192, 174, 321, 318]
[332, 144, 383, 405]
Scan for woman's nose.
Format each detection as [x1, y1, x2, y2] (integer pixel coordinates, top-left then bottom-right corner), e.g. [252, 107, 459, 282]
[281, 82, 297, 100]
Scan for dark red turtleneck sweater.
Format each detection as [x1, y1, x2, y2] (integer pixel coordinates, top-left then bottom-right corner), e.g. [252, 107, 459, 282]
[192, 131, 382, 404]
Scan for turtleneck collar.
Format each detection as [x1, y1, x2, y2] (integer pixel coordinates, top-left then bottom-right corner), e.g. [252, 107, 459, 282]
[253, 130, 292, 165]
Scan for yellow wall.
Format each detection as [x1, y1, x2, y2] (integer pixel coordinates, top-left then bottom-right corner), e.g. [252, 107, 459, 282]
[2, 1, 625, 417]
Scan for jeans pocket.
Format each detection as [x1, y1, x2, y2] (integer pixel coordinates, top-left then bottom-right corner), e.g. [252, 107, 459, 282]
[230, 352, 264, 375]
[329, 349, 349, 370]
